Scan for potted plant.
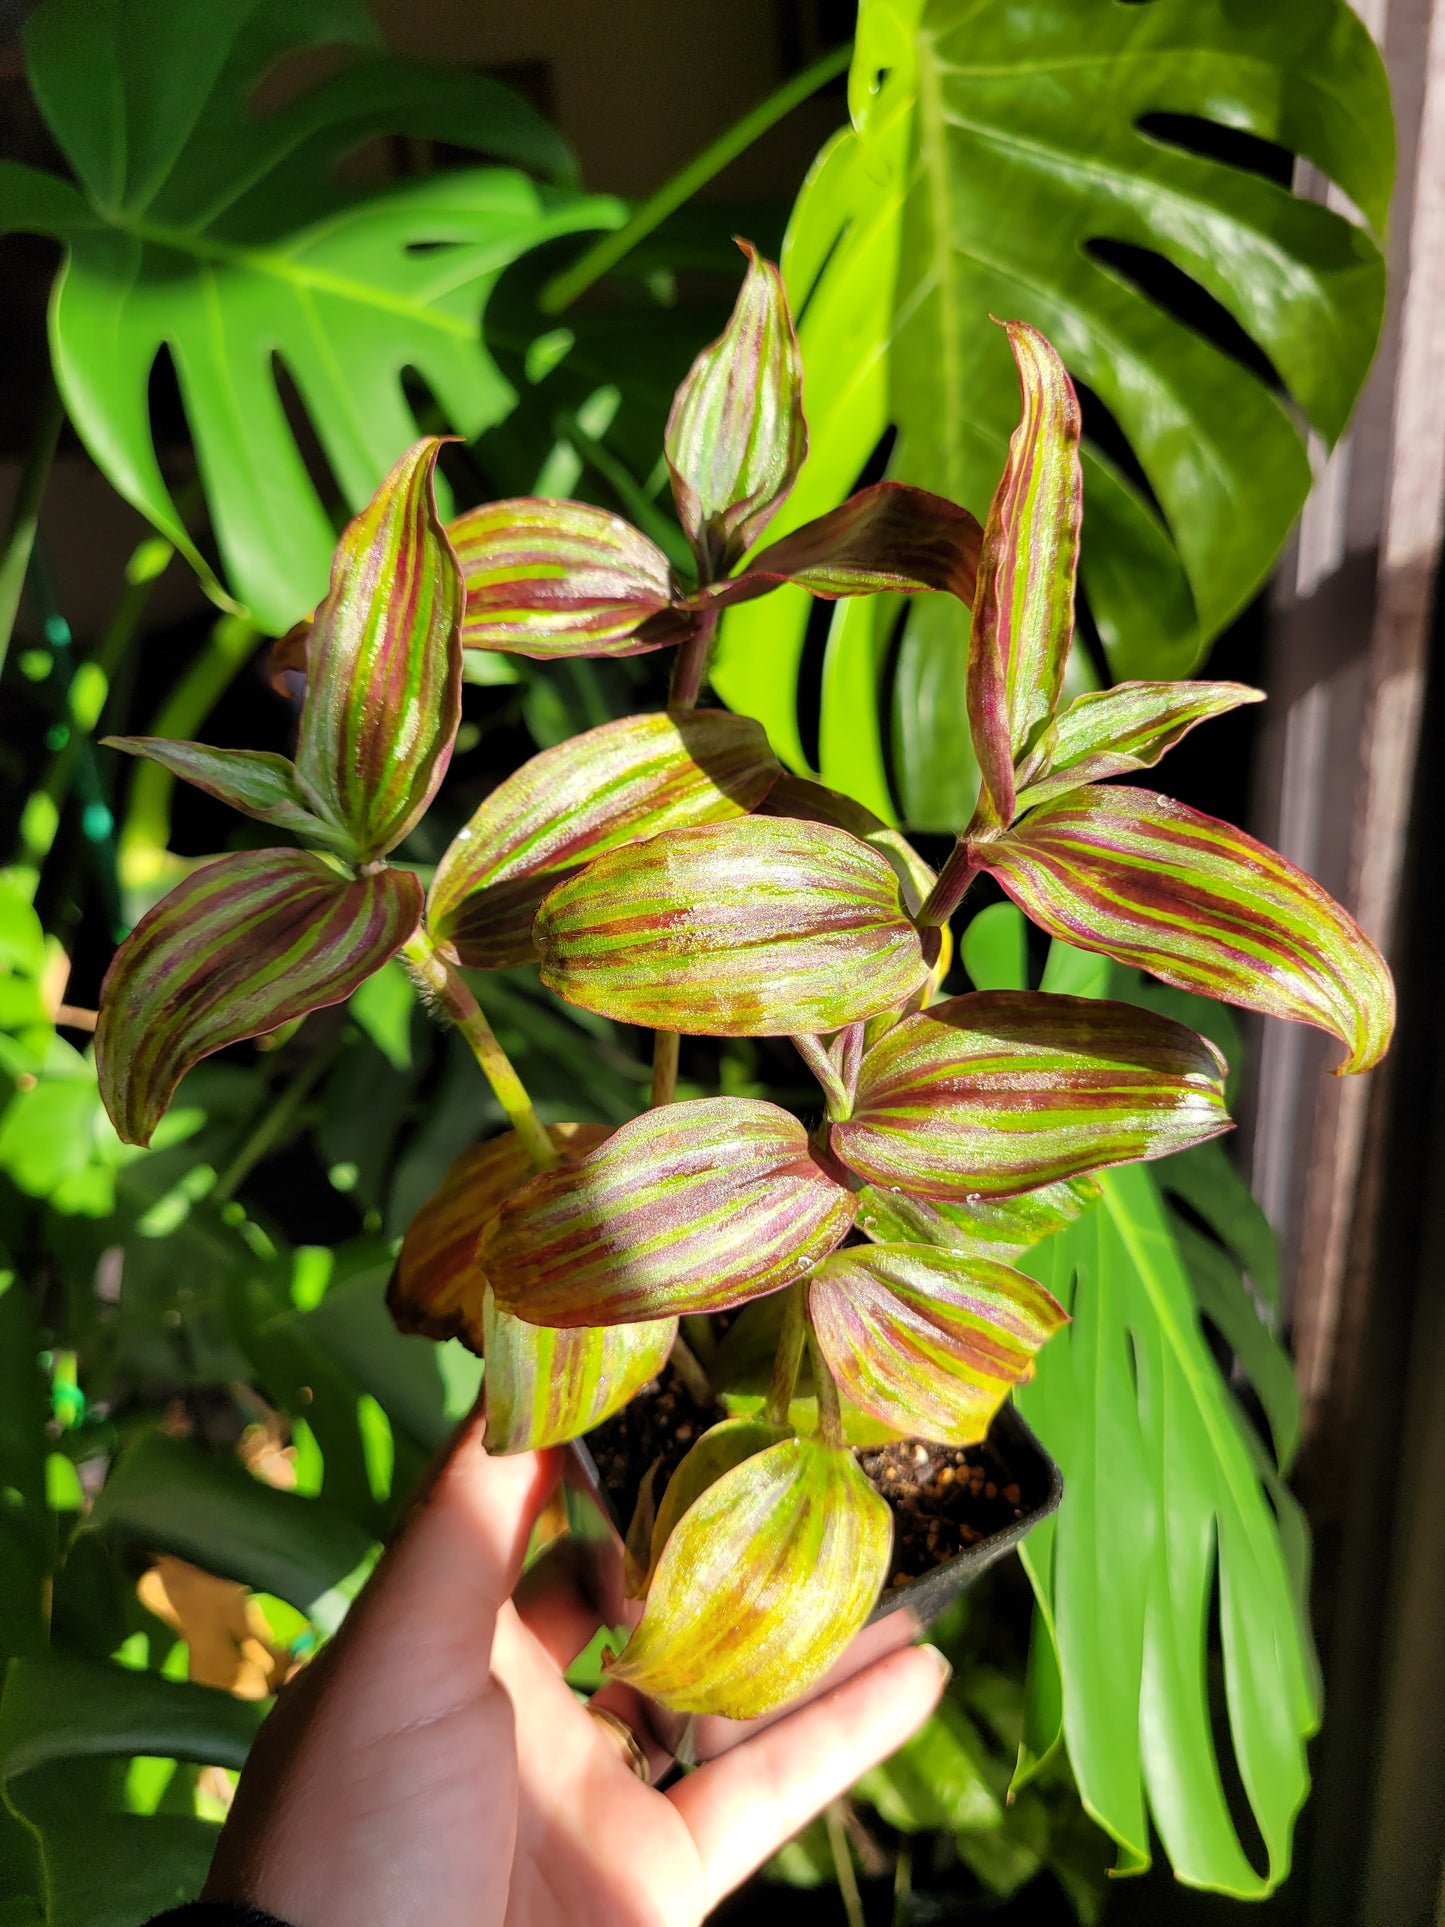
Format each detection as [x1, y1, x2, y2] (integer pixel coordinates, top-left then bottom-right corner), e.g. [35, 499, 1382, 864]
[92, 247, 1394, 1746]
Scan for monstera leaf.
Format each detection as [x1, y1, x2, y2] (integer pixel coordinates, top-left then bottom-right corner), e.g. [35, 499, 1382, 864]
[0, 0, 620, 630]
[712, 0, 1392, 827]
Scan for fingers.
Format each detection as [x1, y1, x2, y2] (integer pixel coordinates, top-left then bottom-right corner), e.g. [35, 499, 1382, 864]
[668, 1643, 950, 1914]
[512, 1538, 604, 1673]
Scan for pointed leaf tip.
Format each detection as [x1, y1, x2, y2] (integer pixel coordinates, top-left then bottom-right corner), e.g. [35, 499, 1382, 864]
[977, 787, 1395, 1074]
[105, 737, 354, 853]
[1014, 680, 1265, 809]
[810, 1243, 1067, 1446]
[535, 815, 930, 1036]
[481, 1097, 856, 1325]
[296, 438, 463, 859]
[966, 322, 1083, 824]
[665, 240, 806, 579]
[608, 1436, 891, 1717]
[96, 852, 421, 1146]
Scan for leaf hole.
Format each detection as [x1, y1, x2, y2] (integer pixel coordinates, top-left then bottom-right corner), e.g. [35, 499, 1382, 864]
[269, 352, 349, 532]
[1069, 373, 1171, 536]
[1136, 113, 1294, 190]
[1204, 1543, 1273, 1886]
[1082, 238, 1289, 401]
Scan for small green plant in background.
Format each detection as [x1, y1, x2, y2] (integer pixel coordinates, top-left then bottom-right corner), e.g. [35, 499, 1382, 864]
[90, 253, 1391, 1731]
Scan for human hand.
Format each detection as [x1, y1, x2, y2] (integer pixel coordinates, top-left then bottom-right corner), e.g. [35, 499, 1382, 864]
[203, 1412, 949, 1926]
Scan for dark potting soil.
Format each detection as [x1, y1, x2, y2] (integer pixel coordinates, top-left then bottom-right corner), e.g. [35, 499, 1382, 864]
[585, 1368, 1029, 1591]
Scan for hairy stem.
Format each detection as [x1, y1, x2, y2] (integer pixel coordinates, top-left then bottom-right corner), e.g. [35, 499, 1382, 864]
[807, 1327, 845, 1447]
[0, 380, 64, 679]
[650, 1028, 680, 1107]
[668, 606, 719, 710]
[402, 929, 558, 1171]
[540, 43, 851, 315]
[766, 1280, 808, 1427]
[917, 839, 980, 928]
[791, 1032, 851, 1119]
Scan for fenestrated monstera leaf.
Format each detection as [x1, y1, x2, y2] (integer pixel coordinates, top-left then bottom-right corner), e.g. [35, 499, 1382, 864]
[0, 0, 621, 631]
[713, 0, 1391, 828]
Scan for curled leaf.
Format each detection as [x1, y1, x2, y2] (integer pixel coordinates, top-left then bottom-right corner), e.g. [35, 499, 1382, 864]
[96, 851, 421, 1146]
[1014, 681, 1264, 810]
[965, 322, 1083, 824]
[978, 787, 1395, 1073]
[388, 1123, 610, 1344]
[449, 496, 686, 658]
[665, 241, 806, 578]
[831, 990, 1229, 1200]
[481, 1097, 856, 1325]
[535, 816, 931, 1036]
[295, 439, 463, 859]
[809, 1244, 1067, 1445]
[607, 1436, 892, 1717]
[699, 482, 982, 609]
[104, 737, 351, 852]
[428, 711, 780, 969]
[856, 1175, 1100, 1259]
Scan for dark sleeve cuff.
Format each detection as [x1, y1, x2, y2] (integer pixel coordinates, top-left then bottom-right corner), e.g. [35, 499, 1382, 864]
[145, 1909, 294, 1926]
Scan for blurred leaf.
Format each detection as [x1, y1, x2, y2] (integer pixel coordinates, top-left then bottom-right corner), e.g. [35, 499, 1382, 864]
[0, 1655, 262, 1781]
[1, 0, 619, 627]
[0, 1264, 50, 1662]
[349, 961, 417, 1073]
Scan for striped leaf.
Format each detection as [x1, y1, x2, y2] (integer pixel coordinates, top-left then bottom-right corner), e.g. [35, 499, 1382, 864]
[965, 322, 1083, 824]
[832, 990, 1229, 1200]
[760, 773, 939, 919]
[809, 1244, 1067, 1445]
[448, 496, 687, 658]
[856, 1175, 1100, 1260]
[607, 1437, 892, 1718]
[388, 1123, 610, 1345]
[1015, 681, 1264, 810]
[978, 787, 1395, 1074]
[96, 851, 421, 1146]
[647, 1417, 788, 1585]
[535, 816, 931, 1036]
[295, 439, 463, 859]
[481, 1097, 856, 1325]
[665, 242, 806, 579]
[428, 711, 780, 970]
[700, 482, 981, 609]
[481, 1291, 676, 1456]
[104, 737, 351, 853]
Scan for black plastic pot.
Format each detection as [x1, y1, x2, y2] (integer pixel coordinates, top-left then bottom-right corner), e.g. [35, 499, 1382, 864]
[563, 1403, 1062, 1766]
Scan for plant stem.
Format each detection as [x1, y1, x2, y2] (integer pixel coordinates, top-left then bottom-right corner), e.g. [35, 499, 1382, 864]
[807, 1327, 845, 1447]
[766, 1280, 808, 1426]
[668, 1333, 714, 1406]
[650, 1028, 680, 1106]
[539, 43, 852, 315]
[212, 1034, 339, 1207]
[669, 607, 718, 709]
[825, 1801, 867, 1927]
[402, 929, 558, 1172]
[0, 380, 64, 680]
[792, 1032, 852, 1118]
[838, 1021, 865, 1106]
[917, 838, 980, 928]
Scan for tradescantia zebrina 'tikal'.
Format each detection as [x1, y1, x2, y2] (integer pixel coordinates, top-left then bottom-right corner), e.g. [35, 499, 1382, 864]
[94, 243, 1395, 1722]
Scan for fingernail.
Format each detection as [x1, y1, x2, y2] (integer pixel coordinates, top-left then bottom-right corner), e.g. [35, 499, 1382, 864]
[921, 1643, 953, 1689]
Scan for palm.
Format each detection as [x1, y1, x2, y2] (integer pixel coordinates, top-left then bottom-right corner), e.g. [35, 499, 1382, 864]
[204, 1424, 945, 1926]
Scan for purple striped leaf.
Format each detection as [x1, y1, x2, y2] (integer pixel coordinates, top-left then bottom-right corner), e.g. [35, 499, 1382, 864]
[965, 322, 1083, 824]
[295, 439, 463, 860]
[977, 787, 1396, 1074]
[482, 1097, 856, 1325]
[388, 1123, 610, 1346]
[448, 496, 689, 659]
[1014, 681, 1264, 810]
[809, 1244, 1067, 1445]
[855, 1174, 1100, 1259]
[696, 483, 982, 610]
[535, 816, 932, 1036]
[607, 1436, 892, 1717]
[831, 990, 1229, 1201]
[96, 851, 421, 1146]
[104, 738, 352, 853]
[428, 711, 780, 970]
[481, 1293, 677, 1456]
[665, 242, 806, 579]
[385, 1122, 670, 1452]
[759, 773, 939, 920]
